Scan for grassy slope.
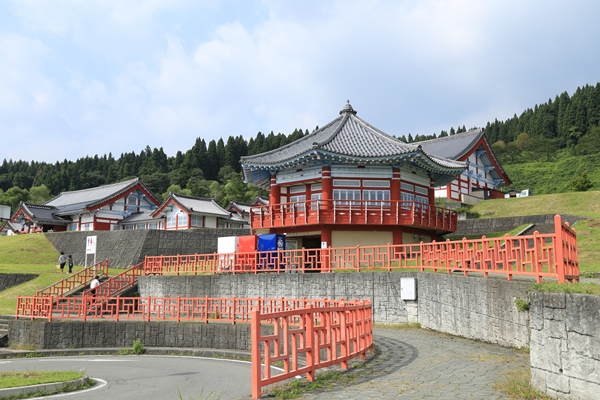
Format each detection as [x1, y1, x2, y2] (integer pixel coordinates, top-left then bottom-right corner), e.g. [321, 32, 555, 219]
[470, 190, 600, 219]
[0, 234, 121, 315]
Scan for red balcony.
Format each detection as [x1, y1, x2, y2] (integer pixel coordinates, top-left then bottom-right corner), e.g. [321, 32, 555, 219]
[250, 200, 457, 233]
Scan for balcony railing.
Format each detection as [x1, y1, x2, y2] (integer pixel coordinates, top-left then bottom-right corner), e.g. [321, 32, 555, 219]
[250, 199, 457, 232]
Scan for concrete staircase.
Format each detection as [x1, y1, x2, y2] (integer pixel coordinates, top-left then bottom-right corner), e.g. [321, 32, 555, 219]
[0, 314, 15, 347]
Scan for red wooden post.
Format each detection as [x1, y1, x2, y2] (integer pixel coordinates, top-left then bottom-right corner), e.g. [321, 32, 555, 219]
[305, 306, 315, 382]
[340, 303, 348, 370]
[554, 214, 566, 284]
[251, 309, 262, 399]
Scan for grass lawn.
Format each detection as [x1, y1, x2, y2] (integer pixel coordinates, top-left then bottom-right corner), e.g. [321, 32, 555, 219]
[0, 370, 85, 389]
[0, 234, 124, 315]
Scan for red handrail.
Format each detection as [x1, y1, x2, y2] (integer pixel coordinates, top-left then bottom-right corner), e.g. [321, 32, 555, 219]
[143, 215, 578, 283]
[15, 295, 351, 322]
[36, 259, 110, 297]
[82, 262, 144, 297]
[249, 200, 457, 232]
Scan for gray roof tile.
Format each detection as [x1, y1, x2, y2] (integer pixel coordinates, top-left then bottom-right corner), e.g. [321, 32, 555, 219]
[415, 129, 484, 160]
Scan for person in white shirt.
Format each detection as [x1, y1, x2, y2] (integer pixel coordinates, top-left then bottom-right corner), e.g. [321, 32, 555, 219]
[90, 275, 100, 296]
[57, 252, 67, 274]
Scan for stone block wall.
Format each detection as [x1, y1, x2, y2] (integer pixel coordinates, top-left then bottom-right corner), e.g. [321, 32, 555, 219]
[9, 320, 251, 350]
[139, 272, 418, 325]
[0, 274, 37, 291]
[45, 228, 249, 269]
[529, 292, 600, 399]
[139, 272, 529, 347]
[417, 273, 530, 347]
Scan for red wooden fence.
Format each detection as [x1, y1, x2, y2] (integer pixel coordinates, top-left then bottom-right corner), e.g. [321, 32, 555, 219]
[251, 299, 373, 399]
[15, 295, 351, 323]
[144, 214, 578, 283]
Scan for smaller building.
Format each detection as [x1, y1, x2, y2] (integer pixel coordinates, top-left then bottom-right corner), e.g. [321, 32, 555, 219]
[146, 193, 248, 231]
[2, 178, 161, 233]
[415, 129, 511, 202]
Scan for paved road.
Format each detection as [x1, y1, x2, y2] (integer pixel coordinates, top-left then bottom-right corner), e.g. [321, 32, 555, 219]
[0, 327, 529, 399]
[0, 355, 252, 399]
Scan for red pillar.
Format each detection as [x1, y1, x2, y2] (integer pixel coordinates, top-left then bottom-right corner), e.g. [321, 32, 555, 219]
[321, 166, 332, 204]
[391, 167, 401, 201]
[269, 174, 280, 205]
[429, 177, 435, 205]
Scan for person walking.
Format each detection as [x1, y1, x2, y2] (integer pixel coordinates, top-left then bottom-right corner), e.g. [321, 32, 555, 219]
[57, 252, 67, 274]
[67, 255, 74, 273]
[90, 275, 100, 296]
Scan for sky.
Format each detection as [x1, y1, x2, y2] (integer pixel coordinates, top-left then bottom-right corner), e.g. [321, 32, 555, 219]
[1, 0, 600, 164]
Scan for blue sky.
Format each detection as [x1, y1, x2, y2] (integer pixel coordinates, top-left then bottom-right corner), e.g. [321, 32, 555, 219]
[1, 0, 600, 163]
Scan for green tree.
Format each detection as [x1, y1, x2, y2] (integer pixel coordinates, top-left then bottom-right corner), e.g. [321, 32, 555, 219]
[568, 172, 593, 192]
[0, 186, 29, 210]
[28, 185, 52, 204]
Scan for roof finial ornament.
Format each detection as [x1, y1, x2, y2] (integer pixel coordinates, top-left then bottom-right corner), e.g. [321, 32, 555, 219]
[339, 100, 357, 115]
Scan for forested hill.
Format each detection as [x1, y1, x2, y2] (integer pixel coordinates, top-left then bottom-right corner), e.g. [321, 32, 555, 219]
[1, 82, 600, 210]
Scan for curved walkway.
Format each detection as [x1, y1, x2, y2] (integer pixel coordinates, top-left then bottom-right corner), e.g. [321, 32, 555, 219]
[277, 327, 530, 399]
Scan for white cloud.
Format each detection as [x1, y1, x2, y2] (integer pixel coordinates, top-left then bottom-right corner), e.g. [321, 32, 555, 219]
[1, 0, 600, 163]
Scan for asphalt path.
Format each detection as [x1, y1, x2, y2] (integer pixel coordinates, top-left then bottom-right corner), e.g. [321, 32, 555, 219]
[0, 355, 252, 399]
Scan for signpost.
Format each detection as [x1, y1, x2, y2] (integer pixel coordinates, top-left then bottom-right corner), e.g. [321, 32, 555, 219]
[85, 235, 97, 268]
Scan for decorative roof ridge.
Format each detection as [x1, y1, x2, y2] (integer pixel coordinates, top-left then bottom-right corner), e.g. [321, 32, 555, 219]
[312, 112, 352, 148]
[415, 128, 483, 145]
[171, 193, 218, 203]
[22, 202, 58, 211]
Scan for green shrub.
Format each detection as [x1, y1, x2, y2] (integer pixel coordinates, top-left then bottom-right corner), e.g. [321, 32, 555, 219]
[514, 298, 530, 312]
[132, 339, 144, 355]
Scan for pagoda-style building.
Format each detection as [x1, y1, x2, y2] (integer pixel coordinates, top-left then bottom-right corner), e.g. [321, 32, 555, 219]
[241, 102, 467, 249]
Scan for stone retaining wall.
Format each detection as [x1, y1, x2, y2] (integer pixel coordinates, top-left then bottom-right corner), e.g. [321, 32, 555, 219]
[45, 228, 249, 269]
[9, 320, 251, 350]
[138, 272, 529, 347]
[417, 273, 530, 347]
[0, 274, 37, 291]
[529, 292, 600, 399]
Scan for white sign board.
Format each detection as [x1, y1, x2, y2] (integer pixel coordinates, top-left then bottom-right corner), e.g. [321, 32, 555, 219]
[86, 236, 97, 255]
[0, 204, 10, 220]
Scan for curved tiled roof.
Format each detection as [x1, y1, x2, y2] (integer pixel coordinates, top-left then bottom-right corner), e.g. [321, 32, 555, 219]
[241, 101, 466, 187]
[242, 102, 420, 164]
[45, 177, 160, 214]
[19, 202, 70, 225]
[416, 129, 511, 185]
[416, 129, 484, 160]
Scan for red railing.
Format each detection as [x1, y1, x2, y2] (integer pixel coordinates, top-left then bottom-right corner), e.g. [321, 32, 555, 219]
[250, 200, 457, 232]
[144, 215, 578, 283]
[251, 299, 373, 399]
[82, 262, 145, 297]
[15, 295, 356, 323]
[35, 260, 110, 297]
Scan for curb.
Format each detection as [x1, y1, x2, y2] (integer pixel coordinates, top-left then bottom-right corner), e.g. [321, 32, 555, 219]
[0, 347, 251, 360]
[0, 377, 91, 399]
